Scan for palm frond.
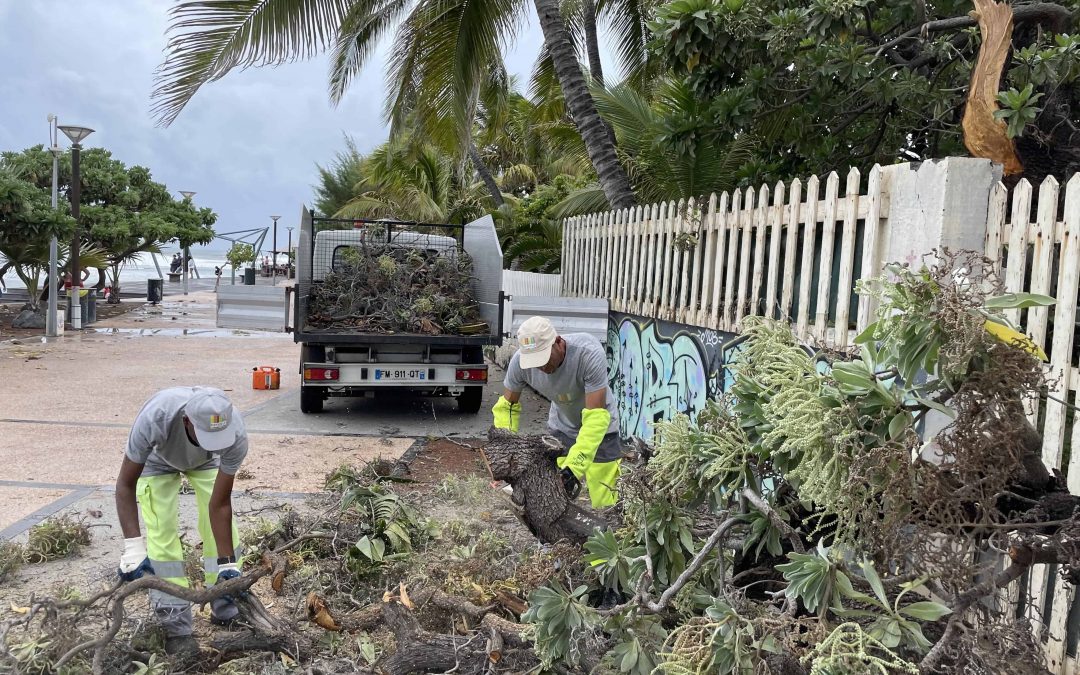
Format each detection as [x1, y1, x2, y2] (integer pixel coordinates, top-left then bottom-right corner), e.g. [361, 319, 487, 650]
[329, 0, 414, 104]
[152, 0, 351, 126]
[549, 183, 609, 219]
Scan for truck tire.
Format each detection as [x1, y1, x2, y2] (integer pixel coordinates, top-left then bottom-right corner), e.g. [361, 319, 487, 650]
[301, 387, 324, 414]
[457, 386, 483, 414]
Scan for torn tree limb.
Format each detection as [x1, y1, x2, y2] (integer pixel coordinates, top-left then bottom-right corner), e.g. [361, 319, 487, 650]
[962, 0, 1024, 175]
[482, 428, 607, 544]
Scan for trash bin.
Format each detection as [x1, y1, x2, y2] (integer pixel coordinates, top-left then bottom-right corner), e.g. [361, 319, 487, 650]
[66, 289, 89, 327]
[244, 267, 257, 285]
[147, 278, 163, 303]
[85, 289, 97, 324]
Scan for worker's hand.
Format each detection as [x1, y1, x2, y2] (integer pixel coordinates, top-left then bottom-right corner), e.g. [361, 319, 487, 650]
[215, 563, 245, 602]
[560, 467, 581, 500]
[118, 536, 154, 582]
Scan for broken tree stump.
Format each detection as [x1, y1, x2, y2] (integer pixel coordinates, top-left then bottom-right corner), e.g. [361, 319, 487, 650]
[482, 428, 606, 544]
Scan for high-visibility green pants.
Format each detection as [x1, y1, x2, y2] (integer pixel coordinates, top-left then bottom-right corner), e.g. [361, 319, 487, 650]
[550, 430, 622, 508]
[136, 468, 240, 636]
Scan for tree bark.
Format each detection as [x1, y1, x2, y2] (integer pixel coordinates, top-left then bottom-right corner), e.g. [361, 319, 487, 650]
[532, 0, 637, 210]
[581, 0, 604, 87]
[469, 141, 505, 208]
[482, 428, 607, 544]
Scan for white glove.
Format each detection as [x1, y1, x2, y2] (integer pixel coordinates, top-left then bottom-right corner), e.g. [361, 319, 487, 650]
[119, 536, 147, 573]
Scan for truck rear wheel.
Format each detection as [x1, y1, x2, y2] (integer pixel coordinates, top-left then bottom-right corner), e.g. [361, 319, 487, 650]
[301, 387, 324, 414]
[457, 386, 483, 414]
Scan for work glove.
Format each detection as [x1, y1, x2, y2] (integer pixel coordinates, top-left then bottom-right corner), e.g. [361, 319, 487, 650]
[215, 563, 244, 602]
[556, 408, 611, 479]
[560, 468, 581, 500]
[118, 536, 154, 582]
[492, 395, 521, 433]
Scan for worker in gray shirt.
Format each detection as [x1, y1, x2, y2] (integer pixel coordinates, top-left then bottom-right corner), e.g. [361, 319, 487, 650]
[114, 386, 248, 658]
[493, 316, 622, 507]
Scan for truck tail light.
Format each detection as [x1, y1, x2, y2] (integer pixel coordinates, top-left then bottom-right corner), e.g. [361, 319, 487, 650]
[304, 367, 339, 381]
[455, 368, 488, 382]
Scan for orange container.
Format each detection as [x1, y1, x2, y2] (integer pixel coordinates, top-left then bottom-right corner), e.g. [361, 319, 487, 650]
[253, 366, 281, 390]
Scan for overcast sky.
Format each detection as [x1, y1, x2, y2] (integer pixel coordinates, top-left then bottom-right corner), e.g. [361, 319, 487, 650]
[0, 0, 553, 253]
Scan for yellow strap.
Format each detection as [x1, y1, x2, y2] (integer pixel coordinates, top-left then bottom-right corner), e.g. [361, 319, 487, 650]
[984, 320, 1047, 361]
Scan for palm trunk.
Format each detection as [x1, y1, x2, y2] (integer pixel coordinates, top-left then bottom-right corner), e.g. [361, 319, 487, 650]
[582, 0, 604, 87]
[532, 0, 636, 210]
[469, 141, 505, 208]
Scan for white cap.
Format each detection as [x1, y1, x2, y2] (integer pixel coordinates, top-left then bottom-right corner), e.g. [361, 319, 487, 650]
[184, 389, 239, 452]
[517, 316, 558, 369]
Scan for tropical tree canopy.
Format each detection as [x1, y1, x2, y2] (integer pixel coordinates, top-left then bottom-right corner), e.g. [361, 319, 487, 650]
[647, 0, 1080, 183]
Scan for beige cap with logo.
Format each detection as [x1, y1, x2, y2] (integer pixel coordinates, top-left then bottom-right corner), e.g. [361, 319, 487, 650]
[184, 388, 239, 451]
[517, 316, 558, 369]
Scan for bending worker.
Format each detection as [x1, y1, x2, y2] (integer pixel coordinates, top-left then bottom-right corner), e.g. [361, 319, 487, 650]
[114, 386, 248, 657]
[493, 316, 622, 508]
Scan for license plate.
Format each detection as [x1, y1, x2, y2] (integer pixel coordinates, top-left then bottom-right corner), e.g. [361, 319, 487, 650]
[373, 368, 427, 381]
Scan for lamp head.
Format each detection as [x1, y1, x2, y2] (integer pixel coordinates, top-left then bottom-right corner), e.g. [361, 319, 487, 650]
[179, 191, 196, 201]
[57, 125, 94, 145]
[271, 215, 281, 223]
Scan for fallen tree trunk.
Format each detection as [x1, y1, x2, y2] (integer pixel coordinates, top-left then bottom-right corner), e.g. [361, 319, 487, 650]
[482, 428, 607, 544]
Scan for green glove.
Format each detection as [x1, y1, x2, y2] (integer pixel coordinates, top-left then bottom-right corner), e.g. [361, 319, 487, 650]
[492, 395, 520, 432]
[557, 408, 611, 479]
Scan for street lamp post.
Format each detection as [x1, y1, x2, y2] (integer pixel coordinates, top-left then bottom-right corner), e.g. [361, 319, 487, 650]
[58, 124, 94, 330]
[270, 216, 281, 286]
[286, 226, 294, 279]
[179, 191, 196, 295]
[46, 115, 60, 337]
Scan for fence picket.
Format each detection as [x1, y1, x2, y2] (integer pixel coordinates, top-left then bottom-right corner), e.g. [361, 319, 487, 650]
[815, 173, 841, 341]
[750, 185, 770, 322]
[834, 168, 861, 347]
[678, 198, 696, 323]
[1049, 175, 1080, 490]
[766, 182, 785, 320]
[643, 203, 661, 315]
[736, 188, 754, 329]
[711, 192, 730, 329]
[984, 182, 1008, 278]
[572, 216, 583, 296]
[688, 197, 706, 324]
[856, 166, 883, 333]
[697, 194, 718, 326]
[724, 190, 742, 331]
[797, 175, 820, 340]
[658, 200, 677, 319]
[651, 202, 669, 316]
[1029, 177, 1059, 357]
[1005, 180, 1033, 327]
[781, 179, 802, 322]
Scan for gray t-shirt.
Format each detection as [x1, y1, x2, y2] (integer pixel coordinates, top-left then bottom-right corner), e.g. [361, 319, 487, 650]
[504, 332, 619, 441]
[126, 387, 248, 477]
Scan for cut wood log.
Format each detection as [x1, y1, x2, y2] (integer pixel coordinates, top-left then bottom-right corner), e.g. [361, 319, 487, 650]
[482, 428, 607, 544]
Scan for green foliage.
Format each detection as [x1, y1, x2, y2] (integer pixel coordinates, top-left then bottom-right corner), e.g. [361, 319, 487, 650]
[584, 529, 646, 594]
[833, 564, 950, 653]
[647, 0, 1080, 179]
[329, 475, 422, 577]
[131, 654, 168, 675]
[225, 243, 257, 269]
[601, 614, 667, 675]
[0, 541, 23, 583]
[656, 598, 778, 674]
[776, 543, 854, 617]
[522, 582, 600, 668]
[23, 516, 91, 564]
[806, 623, 919, 675]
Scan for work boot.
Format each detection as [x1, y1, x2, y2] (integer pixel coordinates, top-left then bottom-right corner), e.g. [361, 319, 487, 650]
[163, 634, 201, 660]
[210, 597, 240, 625]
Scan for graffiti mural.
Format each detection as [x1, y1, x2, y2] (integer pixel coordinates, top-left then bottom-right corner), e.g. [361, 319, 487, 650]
[607, 312, 747, 441]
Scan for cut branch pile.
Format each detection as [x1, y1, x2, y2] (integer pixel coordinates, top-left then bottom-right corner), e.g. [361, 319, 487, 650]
[306, 239, 488, 335]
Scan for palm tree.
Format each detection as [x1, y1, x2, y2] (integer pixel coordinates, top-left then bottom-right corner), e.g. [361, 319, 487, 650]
[314, 136, 366, 216]
[151, 0, 637, 210]
[552, 79, 758, 217]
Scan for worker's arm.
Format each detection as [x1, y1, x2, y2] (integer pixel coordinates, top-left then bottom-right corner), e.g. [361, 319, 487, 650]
[115, 457, 153, 581]
[492, 388, 522, 431]
[209, 470, 237, 559]
[557, 388, 612, 477]
[115, 457, 144, 539]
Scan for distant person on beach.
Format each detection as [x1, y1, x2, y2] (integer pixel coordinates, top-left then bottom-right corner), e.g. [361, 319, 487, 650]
[114, 387, 249, 658]
[169, 254, 181, 273]
[214, 266, 222, 291]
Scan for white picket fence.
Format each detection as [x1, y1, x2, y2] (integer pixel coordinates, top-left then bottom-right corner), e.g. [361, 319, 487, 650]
[562, 164, 1080, 674]
[985, 174, 1080, 674]
[502, 270, 562, 297]
[561, 167, 884, 347]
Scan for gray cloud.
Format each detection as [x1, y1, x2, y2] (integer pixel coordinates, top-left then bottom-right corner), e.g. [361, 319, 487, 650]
[0, 0, 552, 252]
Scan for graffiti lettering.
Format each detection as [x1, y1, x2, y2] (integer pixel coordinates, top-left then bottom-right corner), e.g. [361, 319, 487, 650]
[607, 313, 746, 441]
